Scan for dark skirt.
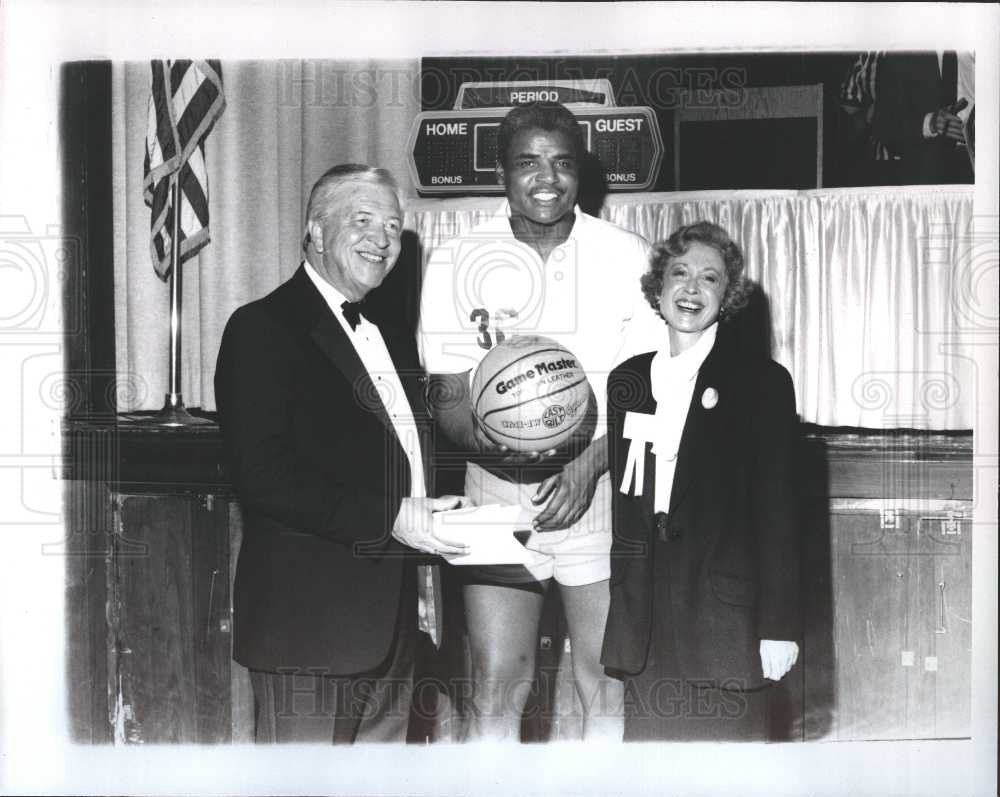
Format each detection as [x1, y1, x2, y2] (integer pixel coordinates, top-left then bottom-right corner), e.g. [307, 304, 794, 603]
[623, 564, 771, 742]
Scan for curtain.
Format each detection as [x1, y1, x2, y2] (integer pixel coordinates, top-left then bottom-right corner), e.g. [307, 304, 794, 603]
[602, 187, 975, 429]
[403, 187, 975, 429]
[113, 64, 975, 428]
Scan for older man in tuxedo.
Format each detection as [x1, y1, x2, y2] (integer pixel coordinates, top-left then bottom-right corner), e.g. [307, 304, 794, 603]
[215, 164, 465, 744]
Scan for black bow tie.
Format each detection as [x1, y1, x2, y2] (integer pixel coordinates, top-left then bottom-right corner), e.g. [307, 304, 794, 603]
[340, 299, 370, 331]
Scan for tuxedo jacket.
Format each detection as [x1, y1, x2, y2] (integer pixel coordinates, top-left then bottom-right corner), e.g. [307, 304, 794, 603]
[874, 52, 973, 184]
[215, 265, 431, 675]
[601, 330, 802, 690]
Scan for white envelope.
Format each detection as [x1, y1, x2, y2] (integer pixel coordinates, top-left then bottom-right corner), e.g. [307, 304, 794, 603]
[433, 504, 536, 566]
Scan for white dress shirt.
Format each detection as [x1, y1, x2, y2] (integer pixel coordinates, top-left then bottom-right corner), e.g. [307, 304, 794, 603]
[649, 323, 718, 514]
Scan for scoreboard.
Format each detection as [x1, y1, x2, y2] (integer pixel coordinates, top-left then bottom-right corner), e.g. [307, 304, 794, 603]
[408, 106, 663, 195]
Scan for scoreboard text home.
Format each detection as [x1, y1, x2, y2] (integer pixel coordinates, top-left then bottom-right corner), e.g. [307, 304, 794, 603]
[408, 79, 664, 195]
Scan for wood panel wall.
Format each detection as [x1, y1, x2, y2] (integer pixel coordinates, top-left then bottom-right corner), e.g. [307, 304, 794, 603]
[63, 420, 975, 744]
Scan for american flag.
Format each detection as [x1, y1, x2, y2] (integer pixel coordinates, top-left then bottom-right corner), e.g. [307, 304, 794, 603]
[143, 60, 226, 279]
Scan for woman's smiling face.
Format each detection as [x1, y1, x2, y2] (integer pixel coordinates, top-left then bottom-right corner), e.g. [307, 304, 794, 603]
[657, 241, 729, 354]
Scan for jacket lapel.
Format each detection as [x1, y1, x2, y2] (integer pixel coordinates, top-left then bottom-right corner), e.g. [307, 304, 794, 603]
[668, 335, 730, 515]
[618, 355, 659, 540]
[288, 266, 402, 449]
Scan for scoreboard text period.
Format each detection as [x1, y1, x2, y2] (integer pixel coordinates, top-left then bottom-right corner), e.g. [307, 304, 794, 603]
[454, 79, 616, 110]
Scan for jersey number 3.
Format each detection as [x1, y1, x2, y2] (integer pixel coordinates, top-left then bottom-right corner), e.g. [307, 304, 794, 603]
[470, 308, 505, 350]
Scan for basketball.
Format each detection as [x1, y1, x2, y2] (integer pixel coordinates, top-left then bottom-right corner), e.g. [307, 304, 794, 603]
[471, 335, 593, 453]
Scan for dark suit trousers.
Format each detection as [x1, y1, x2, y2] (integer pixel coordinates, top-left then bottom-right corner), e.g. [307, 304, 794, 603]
[623, 531, 770, 742]
[250, 564, 417, 744]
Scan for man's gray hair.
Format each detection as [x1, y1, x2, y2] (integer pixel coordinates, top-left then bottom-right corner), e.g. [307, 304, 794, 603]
[302, 164, 400, 252]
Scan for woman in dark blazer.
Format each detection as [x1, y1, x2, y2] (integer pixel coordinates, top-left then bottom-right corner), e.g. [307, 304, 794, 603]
[602, 221, 801, 741]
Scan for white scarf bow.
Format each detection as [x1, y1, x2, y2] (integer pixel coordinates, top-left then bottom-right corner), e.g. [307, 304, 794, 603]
[618, 324, 718, 498]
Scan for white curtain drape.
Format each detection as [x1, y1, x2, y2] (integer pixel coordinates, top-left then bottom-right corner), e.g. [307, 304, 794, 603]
[406, 187, 975, 429]
[113, 62, 975, 428]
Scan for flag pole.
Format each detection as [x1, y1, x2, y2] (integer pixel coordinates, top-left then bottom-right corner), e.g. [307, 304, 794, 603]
[153, 178, 211, 427]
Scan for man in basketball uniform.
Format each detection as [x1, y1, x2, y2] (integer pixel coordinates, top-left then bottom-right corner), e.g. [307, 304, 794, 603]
[418, 101, 663, 740]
